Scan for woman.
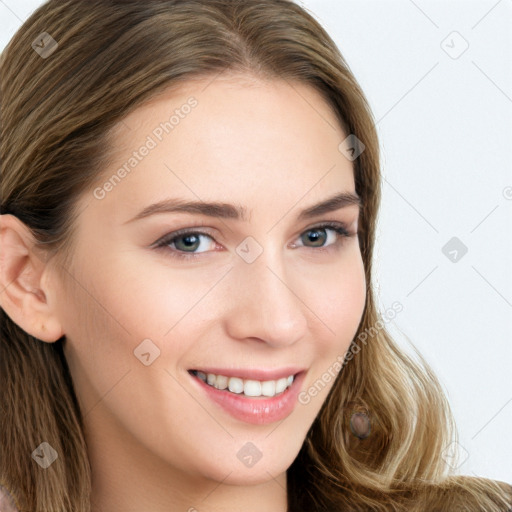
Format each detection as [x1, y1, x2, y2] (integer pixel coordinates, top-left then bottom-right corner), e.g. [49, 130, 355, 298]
[0, 0, 511, 510]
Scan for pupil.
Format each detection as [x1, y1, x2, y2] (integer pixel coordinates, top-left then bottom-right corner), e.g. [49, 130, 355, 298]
[307, 228, 325, 246]
[180, 234, 199, 249]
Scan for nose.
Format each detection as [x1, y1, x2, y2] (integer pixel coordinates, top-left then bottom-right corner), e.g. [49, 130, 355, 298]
[223, 251, 309, 348]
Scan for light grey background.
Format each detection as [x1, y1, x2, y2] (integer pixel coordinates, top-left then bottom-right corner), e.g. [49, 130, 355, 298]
[1, 0, 511, 483]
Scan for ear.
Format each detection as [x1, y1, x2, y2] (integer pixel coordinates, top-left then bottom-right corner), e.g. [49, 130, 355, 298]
[0, 214, 64, 343]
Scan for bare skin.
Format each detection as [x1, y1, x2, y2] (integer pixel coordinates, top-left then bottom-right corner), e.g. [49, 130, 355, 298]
[0, 74, 366, 512]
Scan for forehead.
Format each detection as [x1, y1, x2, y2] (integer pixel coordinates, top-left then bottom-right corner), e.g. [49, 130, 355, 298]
[85, 75, 356, 225]
[110, 74, 345, 153]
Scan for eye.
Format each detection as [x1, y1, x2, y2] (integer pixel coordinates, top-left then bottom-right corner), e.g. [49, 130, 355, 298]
[293, 222, 351, 251]
[152, 222, 354, 261]
[155, 230, 217, 259]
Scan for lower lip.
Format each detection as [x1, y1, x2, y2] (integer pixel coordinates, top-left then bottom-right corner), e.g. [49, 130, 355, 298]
[189, 371, 306, 425]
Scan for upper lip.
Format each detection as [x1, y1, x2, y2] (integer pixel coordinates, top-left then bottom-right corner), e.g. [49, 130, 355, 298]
[189, 367, 306, 381]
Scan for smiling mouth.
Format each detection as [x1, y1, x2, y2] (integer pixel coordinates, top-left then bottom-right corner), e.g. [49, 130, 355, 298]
[188, 369, 296, 398]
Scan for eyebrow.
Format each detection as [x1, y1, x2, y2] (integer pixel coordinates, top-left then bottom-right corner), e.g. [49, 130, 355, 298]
[124, 191, 362, 224]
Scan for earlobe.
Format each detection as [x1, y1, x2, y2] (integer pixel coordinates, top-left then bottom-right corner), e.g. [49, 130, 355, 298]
[0, 214, 64, 343]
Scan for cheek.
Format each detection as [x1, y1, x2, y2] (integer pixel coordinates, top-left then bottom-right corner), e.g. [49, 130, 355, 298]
[60, 253, 220, 411]
[295, 250, 365, 411]
[59, 272, 203, 460]
[304, 247, 366, 352]
[59, 278, 134, 415]
[92, 251, 221, 339]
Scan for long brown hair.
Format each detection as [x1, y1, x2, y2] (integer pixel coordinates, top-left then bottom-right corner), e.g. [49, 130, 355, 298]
[1, 1, 511, 510]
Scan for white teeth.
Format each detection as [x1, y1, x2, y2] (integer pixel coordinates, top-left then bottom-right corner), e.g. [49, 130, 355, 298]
[244, 380, 261, 397]
[261, 380, 276, 397]
[192, 371, 295, 397]
[214, 374, 228, 390]
[275, 377, 288, 394]
[228, 377, 244, 394]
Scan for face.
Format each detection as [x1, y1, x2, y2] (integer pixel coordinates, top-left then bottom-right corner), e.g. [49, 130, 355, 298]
[52, 75, 366, 491]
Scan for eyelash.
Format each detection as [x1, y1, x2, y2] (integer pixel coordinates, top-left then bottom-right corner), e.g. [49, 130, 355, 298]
[152, 222, 354, 261]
